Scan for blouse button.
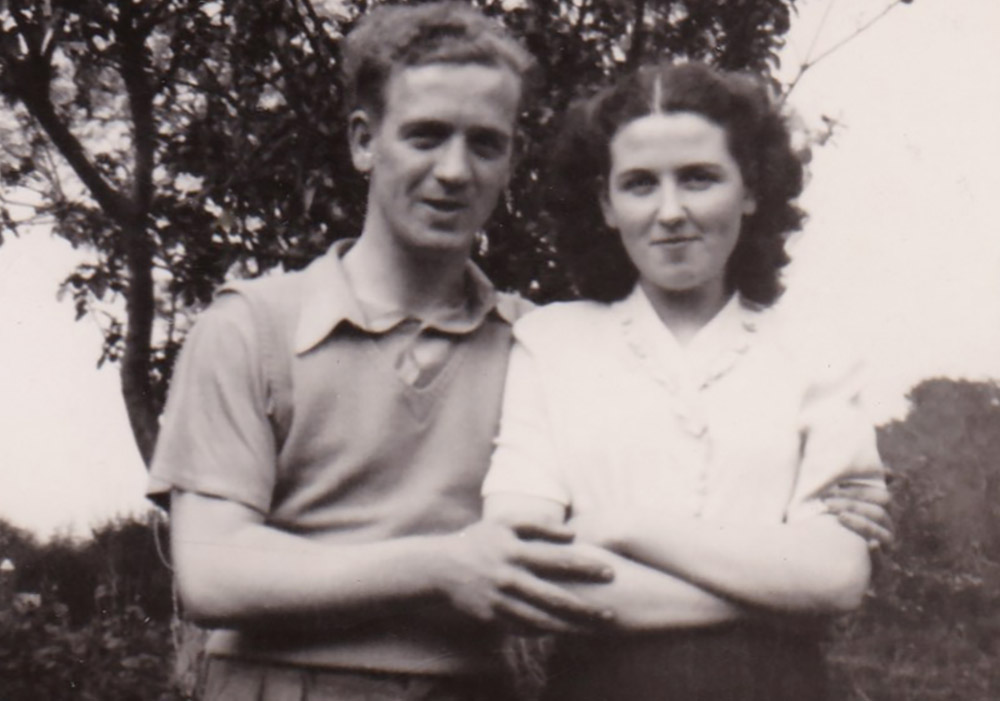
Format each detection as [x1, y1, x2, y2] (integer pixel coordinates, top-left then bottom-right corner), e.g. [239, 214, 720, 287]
[680, 416, 707, 437]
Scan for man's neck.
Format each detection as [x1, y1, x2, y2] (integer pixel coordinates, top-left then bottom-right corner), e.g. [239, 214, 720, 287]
[342, 232, 471, 316]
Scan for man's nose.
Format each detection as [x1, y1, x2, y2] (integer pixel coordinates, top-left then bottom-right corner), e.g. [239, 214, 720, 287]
[434, 138, 473, 185]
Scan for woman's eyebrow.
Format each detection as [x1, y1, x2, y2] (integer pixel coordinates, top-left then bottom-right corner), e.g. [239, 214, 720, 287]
[679, 161, 725, 171]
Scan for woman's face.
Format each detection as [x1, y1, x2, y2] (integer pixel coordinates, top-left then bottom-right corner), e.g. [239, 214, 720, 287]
[601, 111, 756, 305]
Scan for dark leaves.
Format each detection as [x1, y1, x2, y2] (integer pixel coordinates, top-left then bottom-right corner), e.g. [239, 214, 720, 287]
[829, 378, 1000, 700]
[2, 0, 797, 414]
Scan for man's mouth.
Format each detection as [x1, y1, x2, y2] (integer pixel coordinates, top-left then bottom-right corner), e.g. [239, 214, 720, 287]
[423, 198, 466, 214]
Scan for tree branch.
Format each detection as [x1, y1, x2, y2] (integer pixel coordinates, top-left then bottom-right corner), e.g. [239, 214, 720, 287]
[573, 0, 593, 34]
[783, 1, 906, 103]
[624, 0, 648, 70]
[292, 0, 337, 71]
[809, 1, 902, 66]
[115, 0, 161, 464]
[42, 6, 69, 62]
[138, 0, 179, 35]
[9, 3, 44, 57]
[18, 90, 135, 221]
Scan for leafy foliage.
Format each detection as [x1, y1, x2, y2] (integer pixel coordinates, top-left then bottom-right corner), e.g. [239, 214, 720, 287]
[828, 379, 1000, 700]
[2, 378, 996, 699]
[0, 598, 181, 701]
[2, 515, 173, 624]
[10, 1, 954, 696]
[0, 0, 800, 460]
[0, 514, 179, 699]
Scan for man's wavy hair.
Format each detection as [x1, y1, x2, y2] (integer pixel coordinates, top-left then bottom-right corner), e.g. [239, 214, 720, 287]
[341, 1, 536, 121]
[547, 61, 805, 307]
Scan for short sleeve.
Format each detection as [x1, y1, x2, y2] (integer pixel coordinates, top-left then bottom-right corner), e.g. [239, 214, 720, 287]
[147, 292, 277, 513]
[786, 354, 885, 522]
[481, 336, 570, 506]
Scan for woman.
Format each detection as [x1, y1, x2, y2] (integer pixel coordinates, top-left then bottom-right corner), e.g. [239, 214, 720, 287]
[482, 62, 885, 700]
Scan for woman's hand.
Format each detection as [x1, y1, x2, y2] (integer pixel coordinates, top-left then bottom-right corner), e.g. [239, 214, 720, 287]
[821, 471, 893, 549]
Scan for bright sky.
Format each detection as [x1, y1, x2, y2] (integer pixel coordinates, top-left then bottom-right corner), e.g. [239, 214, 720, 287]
[776, 0, 1000, 418]
[1, 0, 998, 539]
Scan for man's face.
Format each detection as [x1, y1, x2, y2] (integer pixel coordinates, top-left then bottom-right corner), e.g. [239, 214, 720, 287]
[352, 62, 521, 257]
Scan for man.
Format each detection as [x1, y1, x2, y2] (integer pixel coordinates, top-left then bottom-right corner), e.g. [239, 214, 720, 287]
[151, 3, 890, 699]
[150, 4, 617, 699]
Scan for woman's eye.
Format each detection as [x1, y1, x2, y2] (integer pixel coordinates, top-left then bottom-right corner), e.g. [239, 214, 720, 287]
[620, 174, 658, 194]
[680, 168, 720, 189]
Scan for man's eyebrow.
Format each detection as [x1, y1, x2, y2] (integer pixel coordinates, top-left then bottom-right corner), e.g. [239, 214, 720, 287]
[398, 119, 451, 135]
[468, 126, 511, 143]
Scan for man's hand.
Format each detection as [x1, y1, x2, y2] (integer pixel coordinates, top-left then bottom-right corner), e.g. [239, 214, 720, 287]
[822, 472, 894, 549]
[435, 520, 615, 634]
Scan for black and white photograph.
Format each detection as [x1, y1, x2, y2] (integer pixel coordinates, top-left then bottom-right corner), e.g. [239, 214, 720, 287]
[1, 1, 997, 699]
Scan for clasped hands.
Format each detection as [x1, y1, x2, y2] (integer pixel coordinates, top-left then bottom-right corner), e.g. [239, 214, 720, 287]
[439, 477, 891, 636]
[438, 519, 615, 635]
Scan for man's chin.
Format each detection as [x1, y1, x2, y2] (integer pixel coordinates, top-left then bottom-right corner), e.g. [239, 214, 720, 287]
[405, 228, 477, 256]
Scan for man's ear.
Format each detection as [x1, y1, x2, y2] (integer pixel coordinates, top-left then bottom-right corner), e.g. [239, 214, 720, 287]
[348, 109, 375, 174]
[742, 192, 757, 217]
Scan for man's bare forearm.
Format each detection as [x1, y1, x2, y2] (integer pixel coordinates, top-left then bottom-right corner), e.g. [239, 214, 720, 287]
[172, 491, 615, 632]
[172, 492, 452, 627]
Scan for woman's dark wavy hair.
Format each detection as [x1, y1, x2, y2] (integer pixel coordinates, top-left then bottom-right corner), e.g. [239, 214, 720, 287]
[547, 61, 805, 307]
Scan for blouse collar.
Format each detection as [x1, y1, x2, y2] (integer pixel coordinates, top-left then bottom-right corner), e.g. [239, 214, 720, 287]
[614, 285, 762, 393]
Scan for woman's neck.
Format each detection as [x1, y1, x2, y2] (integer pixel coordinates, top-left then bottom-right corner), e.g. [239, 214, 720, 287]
[639, 279, 733, 347]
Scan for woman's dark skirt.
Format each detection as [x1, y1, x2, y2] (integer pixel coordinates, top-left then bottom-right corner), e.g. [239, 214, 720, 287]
[542, 622, 829, 701]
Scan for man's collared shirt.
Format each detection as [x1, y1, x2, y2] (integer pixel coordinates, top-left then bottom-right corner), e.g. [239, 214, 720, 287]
[149, 240, 528, 675]
[292, 240, 520, 387]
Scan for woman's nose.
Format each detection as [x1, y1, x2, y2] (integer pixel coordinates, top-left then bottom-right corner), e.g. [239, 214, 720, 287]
[656, 186, 686, 228]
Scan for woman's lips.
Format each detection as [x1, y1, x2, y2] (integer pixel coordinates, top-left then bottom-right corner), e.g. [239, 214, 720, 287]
[652, 236, 699, 246]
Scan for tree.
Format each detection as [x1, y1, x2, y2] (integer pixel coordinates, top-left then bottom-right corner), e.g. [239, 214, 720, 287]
[4, 0, 917, 694]
[828, 378, 1000, 700]
[0, 0, 799, 468]
[0, 516, 179, 700]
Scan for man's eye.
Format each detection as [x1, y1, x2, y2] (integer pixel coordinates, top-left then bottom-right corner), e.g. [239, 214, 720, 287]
[403, 123, 450, 149]
[408, 133, 444, 149]
[469, 134, 508, 160]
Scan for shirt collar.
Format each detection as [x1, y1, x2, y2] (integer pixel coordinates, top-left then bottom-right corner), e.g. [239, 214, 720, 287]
[685, 292, 760, 359]
[615, 285, 762, 391]
[293, 239, 518, 355]
[618, 285, 760, 345]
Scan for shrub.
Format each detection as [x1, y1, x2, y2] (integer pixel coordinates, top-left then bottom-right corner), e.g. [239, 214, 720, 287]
[0, 594, 182, 700]
[0, 513, 182, 699]
[828, 379, 1000, 700]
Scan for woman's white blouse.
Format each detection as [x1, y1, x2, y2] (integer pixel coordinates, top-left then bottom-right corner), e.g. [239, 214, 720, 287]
[482, 287, 883, 525]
